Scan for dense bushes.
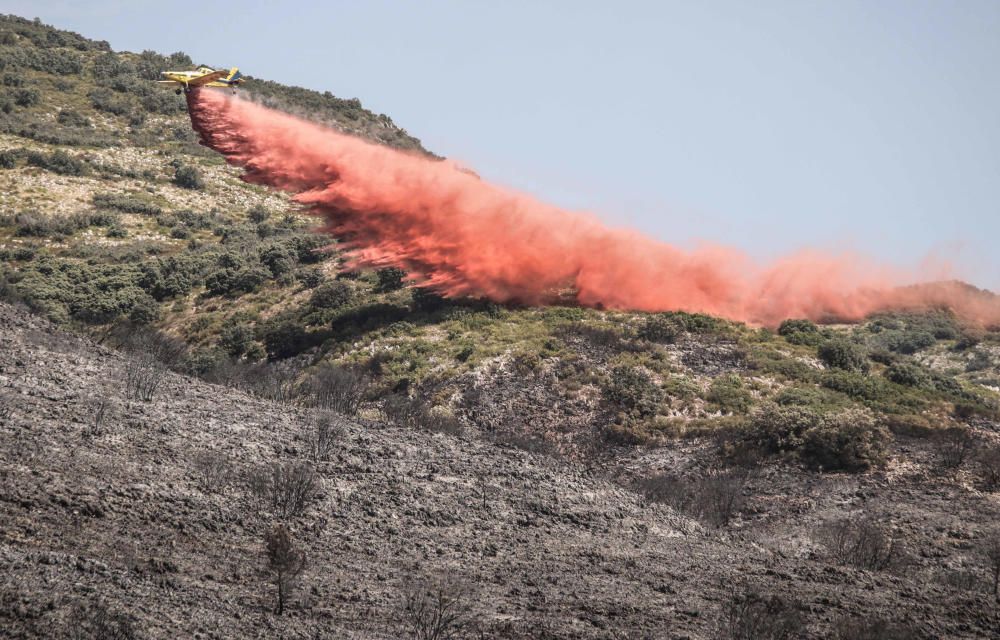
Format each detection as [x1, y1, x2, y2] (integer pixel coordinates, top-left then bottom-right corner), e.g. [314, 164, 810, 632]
[819, 339, 869, 372]
[205, 265, 269, 296]
[13, 211, 116, 238]
[778, 318, 823, 346]
[376, 266, 406, 292]
[639, 313, 683, 344]
[884, 362, 926, 387]
[25, 149, 89, 175]
[92, 192, 162, 215]
[0, 44, 83, 75]
[741, 403, 889, 471]
[8, 258, 155, 324]
[309, 280, 352, 309]
[799, 409, 890, 471]
[602, 365, 662, 418]
[707, 374, 753, 414]
[12, 87, 39, 107]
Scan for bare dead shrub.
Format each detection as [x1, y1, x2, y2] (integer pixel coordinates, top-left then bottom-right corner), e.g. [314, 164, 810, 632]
[834, 616, 925, 640]
[0, 393, 13, 424]
[114, 323, 187, 369]
[247, 461, 318, 519]
[982, 531, 1000, 600]
[122, 352, 166, 402]
[976, 445, 1000, 491]
[934, 427, 977, 477]
[192, 450, 231, 493]
[721, 587, 803, 640]
[84, 396, 111, 438]
[401, 575, 472, 640]
[64, 600, 141, 640]
[819, 516, 896, 571]
[307, 411, 345, 462]
[238, 360, 300, 403]
[299, 363, 367, 415]
[637, 469, 749, 528]
[264, 524, 307, 615]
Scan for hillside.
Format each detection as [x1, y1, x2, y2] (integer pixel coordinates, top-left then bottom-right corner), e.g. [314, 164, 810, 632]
[2, 301, 1000, 639]
[2, 13, 1000, 639]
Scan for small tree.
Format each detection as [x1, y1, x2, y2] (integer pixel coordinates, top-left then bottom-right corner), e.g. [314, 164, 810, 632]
[264, 525, 307, 615]
[247, 462, 318, 519]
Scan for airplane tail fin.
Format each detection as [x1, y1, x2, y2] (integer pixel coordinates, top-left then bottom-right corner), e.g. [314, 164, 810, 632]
[225, 67, 242, 83]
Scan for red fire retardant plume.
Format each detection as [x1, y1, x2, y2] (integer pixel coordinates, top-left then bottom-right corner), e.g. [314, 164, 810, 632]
[186, 89, 1000, 327]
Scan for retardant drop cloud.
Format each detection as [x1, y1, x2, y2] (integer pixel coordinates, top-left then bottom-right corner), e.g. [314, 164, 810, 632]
[186, 89, 999, 327]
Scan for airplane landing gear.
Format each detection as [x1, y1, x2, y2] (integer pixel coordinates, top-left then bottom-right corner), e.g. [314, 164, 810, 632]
[175, 88, 182, 95]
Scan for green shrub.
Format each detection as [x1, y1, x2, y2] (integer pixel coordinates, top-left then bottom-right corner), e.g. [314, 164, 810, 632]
[376, 267, 407, 292]
[639, 314, 683, 344]
[411, 287, 447, 312]
[260, 244, 296, 277]
[742, 403, 889, 471]
[12, 87, 39, 107]
[205, 266, 269, 296]
[173, 164, 204, 190]
[310, 280, 352, 309]
[662, 311, 723, 334]
[799, 408, 889, 471]
[25, 149, 89, 175]
[778, 318, 823, 346]
[56, 108, 90, 127]
[248, 205, 271, 224]
[260, 320, 310, 360]
[743, 403, 820, 455]
[220, 323, 257, 357]
[707, 374, 753, 414]
[297, 268, 323, 289]
[128, 294, 159, 325]
[820, 370, 888, 401]
[884, 362, 926, 387]
[92, 192, 161, 215]
[602, 365, 662, 418]
[0, 148, 17, 168]
[775, 385, 844, 409]
[818, 339, 869, 372]
[88, 87, 132, 115]
[884, 330, 936, 355]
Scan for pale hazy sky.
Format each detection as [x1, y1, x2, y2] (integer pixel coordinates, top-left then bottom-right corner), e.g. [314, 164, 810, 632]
[14, 1, 1000, 289]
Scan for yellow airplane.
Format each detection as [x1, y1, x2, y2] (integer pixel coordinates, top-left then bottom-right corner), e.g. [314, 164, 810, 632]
[156, 66, 243, 94]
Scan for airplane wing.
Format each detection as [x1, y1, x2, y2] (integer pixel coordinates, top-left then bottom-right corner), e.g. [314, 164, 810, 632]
[187, 69, 229, 87]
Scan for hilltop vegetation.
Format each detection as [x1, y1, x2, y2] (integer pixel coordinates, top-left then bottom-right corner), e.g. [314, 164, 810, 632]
[1, 14, 999, 467]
